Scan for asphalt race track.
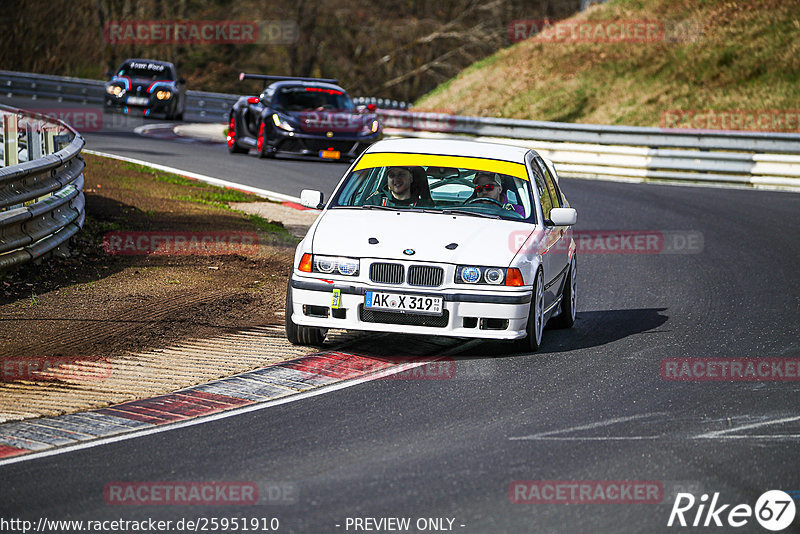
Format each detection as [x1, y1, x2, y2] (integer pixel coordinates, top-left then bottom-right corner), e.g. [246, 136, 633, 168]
[2, 97, 799, 533]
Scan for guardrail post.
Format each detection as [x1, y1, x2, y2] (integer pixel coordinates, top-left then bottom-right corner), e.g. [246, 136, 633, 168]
[43, 125, 56, 155]
[3, 113, 18, 167]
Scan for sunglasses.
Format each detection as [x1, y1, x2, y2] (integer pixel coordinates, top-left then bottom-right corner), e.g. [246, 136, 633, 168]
[474, 183, 499, 192]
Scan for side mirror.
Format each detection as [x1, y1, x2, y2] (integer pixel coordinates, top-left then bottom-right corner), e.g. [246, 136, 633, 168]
[105, 69, 113, 78]
[300, 189, 324, 210]
[179, 78, 187, 84]
[548, 207, 577, 226]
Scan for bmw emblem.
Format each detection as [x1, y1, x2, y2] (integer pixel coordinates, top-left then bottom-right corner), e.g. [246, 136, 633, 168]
[403, 249, 415, 256]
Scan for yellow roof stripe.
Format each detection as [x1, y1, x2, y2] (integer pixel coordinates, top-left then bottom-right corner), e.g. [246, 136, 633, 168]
[354, 153, 529, 181]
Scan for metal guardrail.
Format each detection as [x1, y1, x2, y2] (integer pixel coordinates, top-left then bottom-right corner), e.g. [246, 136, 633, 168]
[0, 70, 409, 120]
[0, 104, 85, 271]
[0, 70, 238, 120]
[2, 70, 799, 190]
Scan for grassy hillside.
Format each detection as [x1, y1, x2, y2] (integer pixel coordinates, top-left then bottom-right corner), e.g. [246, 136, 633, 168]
[415, 0, 800, 128]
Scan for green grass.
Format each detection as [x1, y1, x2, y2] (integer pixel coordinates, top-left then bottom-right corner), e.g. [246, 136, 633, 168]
[414, 0, 800, 128]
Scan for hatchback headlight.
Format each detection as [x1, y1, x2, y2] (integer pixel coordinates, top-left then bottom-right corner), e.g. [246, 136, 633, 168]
[272, 113, 295, 132]
[156, 90, 172, 100]
[455, 266, 523, 286]
[360, 119, 380, 135]
[106, 85, 124, 96]
[312, 255, 359, 276]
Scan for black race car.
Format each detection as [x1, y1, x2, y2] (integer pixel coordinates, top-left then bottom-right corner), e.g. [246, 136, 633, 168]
[104, 59, 186, 120]
[227, 73, 382, 160]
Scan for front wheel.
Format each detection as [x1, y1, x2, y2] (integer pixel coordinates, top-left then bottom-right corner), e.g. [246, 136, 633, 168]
[550, 255, 577, 329]
[515, 269, 544, 353]
[285, 282, 327, 346]
[227, 114, 248, 154]
[257, 120, 275, 158]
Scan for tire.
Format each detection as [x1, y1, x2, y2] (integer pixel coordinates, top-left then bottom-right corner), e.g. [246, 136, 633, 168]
[257, 119, 275, 158]
[285, 282, 327, 346]
[515, 269, 545, 353]
[227, 113, 248, 154]
[550, 255, 577, 329]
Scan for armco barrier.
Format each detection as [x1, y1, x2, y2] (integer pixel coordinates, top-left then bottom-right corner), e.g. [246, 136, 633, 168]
[2, 70, 800, 190]
[0, 104, 85, 271]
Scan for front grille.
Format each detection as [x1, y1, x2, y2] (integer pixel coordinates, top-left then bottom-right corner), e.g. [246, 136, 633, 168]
[408, 265, 444, 287]
[359, 305, 449, 328]
[302, 139, 357, 153]
[370, 262, 404, 284]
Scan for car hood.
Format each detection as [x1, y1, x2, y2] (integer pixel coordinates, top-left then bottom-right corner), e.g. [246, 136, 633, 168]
[310, 209, 535, 266]
[291, 111, 376, 133]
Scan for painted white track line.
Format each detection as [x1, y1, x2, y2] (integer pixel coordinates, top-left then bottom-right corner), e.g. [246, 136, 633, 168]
[83, 149, 302, 204]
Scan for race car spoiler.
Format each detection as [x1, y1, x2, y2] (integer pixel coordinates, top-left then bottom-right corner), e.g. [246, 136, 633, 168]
[239, 73, 339, 85]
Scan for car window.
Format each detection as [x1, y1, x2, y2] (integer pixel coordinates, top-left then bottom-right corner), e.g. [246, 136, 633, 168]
[330, 157, 535, 221]
[531, 161, 553, 220]
[273, 86, 355, 111]
[539, 160, 562, 209]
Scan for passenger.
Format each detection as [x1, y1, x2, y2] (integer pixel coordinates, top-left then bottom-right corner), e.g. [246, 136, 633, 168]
[471, 172, 525, 215]
[365, 166, 433, 207]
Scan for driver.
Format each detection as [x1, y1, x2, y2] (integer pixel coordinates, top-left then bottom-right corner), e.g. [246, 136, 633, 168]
[472, 172, 525, 215]
[365, 166, 433, 207]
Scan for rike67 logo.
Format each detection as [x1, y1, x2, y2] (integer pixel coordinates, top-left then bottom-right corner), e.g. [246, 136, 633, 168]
[668, 490, 796, 531]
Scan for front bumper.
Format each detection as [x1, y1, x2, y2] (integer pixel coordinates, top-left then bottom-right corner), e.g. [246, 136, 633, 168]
[271, 130, 381, 160]
[104, 96, 175, 116]
[290, 275, 532, 340]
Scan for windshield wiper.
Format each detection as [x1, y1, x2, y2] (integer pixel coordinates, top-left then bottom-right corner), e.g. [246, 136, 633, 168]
[440, 209, 501, 219]
[360, 205, 396, 211]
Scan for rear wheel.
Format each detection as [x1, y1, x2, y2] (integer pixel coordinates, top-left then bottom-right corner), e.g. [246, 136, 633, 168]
[227, 113, 247, 154]
[514, 269, 544, 353]
[285, 282, 327, 346]
[550, 256, 577, 329]
[257, 119, 275, 158]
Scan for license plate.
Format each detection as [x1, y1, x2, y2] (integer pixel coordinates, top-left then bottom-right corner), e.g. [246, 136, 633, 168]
[319, 149, 340, 159]
[126, 96, 149, 105]
[364, 291, 443, 316]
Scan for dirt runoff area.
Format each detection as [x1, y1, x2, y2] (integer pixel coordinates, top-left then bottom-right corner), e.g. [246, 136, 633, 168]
[0, 153, 320, 423]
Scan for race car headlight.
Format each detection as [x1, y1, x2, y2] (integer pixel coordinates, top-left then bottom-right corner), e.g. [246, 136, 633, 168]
[456, 266, 521, 286]
[312, 255, 359, 276]
[156, 90, 172, 100]
[361, 119, 381, 135]
[106, 85, 124, 96]
[360, 119, 380, 135]
[272, 113, 295, 132]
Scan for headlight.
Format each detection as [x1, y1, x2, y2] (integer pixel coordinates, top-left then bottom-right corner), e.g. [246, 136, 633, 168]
[360, 119, 380, 135]
[106, 85, 124, 96]
[156, 90, 172, 100]
[455, 266, 523, 286]
[311, 255, 359, 276]
[272, 113, 295, 131]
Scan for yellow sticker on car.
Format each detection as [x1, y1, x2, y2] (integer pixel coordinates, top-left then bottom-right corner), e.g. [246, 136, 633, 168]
[331, 289, 341, 309]
[354, 153, 529, 181]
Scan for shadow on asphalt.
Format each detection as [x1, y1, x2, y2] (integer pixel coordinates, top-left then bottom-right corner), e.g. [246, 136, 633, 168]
[457, 307, 670, 357]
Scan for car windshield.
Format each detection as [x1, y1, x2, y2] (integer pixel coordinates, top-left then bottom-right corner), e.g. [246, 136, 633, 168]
[330, 153, 535, 222]
[274, 86, 355, 111]
[116, 61, 174, 80]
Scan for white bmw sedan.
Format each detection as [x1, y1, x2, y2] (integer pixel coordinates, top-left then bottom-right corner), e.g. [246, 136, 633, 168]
[286, 138, 577, 351]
